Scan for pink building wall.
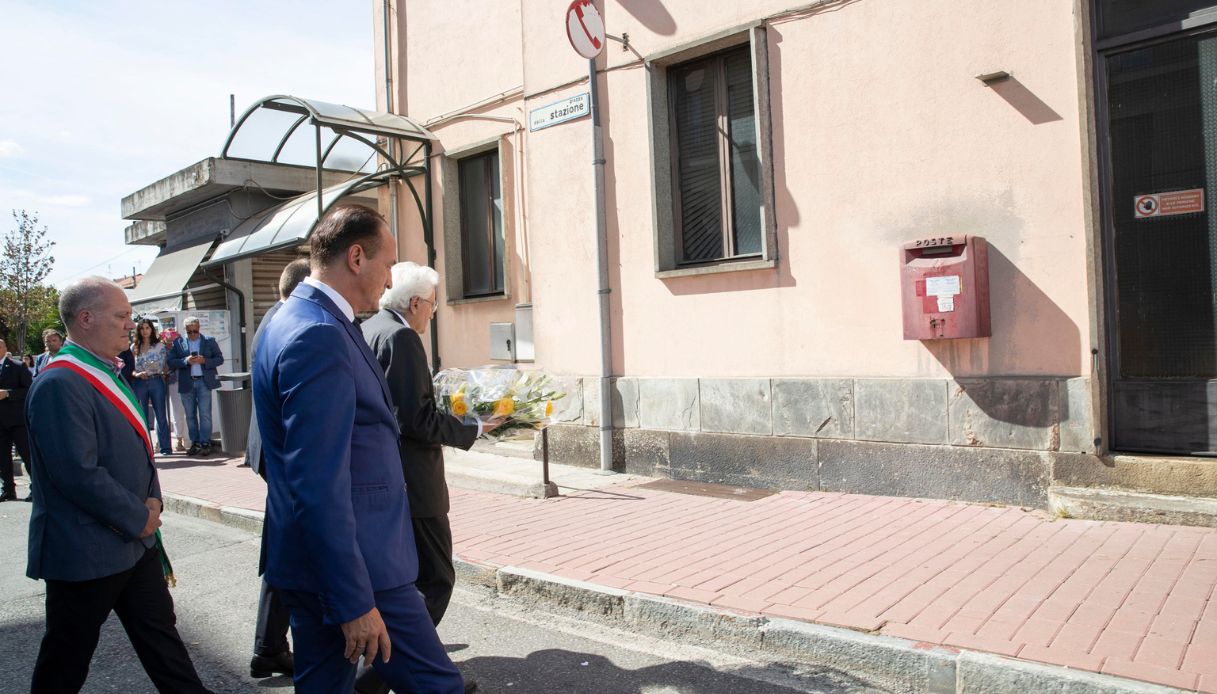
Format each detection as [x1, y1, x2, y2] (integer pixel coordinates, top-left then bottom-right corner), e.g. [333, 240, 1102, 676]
[379, 0, 1092, 381]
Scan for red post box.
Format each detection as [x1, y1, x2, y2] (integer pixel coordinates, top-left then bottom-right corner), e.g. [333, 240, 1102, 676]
[899, 235, 990, 340]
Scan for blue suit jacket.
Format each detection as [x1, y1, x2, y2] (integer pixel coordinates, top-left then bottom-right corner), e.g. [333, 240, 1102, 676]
[25, 366, 161, 581]
[167, 334, 224, 393]
[253, 282, 416, 624]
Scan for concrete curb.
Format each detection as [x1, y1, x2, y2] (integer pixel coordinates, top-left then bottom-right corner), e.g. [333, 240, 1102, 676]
[162, 493, 264, 535]
[168, 495, 1186, 694]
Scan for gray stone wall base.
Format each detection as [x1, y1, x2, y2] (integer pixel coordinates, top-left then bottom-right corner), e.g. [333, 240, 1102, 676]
[818, 441, 1051, 508]
[667, 431, 817, 491]
[538, 424, 1051, 507]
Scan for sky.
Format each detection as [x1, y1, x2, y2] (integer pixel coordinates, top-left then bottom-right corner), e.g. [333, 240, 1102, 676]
[0, 1, 375, 287]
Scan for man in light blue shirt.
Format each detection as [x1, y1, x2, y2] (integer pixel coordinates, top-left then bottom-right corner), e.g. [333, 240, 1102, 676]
[167, 317, 224, 456]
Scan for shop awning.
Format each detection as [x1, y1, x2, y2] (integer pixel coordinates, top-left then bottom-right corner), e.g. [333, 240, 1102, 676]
[128, 240, 215, 313]
[203, 171, 394, 268]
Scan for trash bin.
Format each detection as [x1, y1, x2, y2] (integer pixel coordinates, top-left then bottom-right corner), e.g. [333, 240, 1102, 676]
[216, 373, 252, 454]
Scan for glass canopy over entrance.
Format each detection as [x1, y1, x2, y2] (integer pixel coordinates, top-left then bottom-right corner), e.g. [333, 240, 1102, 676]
[210, 95, 437, 265]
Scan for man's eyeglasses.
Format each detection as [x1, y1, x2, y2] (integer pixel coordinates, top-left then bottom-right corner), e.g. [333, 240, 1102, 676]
[417, 298, 438, 315]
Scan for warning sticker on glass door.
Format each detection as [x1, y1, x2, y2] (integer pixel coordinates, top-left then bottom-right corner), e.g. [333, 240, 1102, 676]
[1134, 189, 1205, 218]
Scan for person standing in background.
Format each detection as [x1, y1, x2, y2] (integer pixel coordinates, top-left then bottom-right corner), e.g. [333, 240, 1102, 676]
[32, 329, 63, 376]
[131, 319, 173, 456]
[167, 318, 224, 456]
[0, 338, 32, 502]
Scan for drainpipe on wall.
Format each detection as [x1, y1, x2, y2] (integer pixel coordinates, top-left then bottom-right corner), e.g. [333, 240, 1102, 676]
[201, 266, 248, 373]
[383, 0, 400, 244]
[589, 58, 614, 474]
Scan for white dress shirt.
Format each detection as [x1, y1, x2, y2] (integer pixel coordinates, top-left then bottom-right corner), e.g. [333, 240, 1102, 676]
[302, 276, 355, 323]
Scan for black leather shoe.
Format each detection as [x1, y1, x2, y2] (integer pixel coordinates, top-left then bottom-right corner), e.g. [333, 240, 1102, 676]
[199, 444, 213, 457]
[0, 488, 16, 502]
[250, 651, 293, 678]
[21, 496, 32, 502]
[187, 444, 201, 456]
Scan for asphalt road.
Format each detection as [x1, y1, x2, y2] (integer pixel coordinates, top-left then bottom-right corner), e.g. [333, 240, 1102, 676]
[0, 503, 879, 693]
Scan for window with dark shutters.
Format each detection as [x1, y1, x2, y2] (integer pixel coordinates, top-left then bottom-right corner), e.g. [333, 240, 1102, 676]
[459, 151, 505, 297]
[669, 45, 763, 266]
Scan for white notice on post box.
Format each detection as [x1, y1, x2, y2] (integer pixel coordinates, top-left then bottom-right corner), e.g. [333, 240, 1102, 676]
[937, 296, 955, 312]
[925, 275, 961, 297]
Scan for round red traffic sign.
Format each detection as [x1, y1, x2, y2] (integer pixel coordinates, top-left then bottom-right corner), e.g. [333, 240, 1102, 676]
[566, 0, 605, 60]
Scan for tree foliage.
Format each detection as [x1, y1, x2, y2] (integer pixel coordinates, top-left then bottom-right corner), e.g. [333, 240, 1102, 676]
[0, 209, 56, 354]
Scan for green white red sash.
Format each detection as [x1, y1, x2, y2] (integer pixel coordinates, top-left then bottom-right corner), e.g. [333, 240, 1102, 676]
[43, 343, 153, 457]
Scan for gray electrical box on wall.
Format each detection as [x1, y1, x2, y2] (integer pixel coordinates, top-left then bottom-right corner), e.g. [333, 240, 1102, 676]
[490, 322, 515, 361]
[514, 304, 534, 361]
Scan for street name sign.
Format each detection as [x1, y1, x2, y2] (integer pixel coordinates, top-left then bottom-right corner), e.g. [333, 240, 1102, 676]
[529, 93, 591, 132]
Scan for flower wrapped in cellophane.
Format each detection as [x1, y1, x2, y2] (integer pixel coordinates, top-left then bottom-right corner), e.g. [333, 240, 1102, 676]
[433, 367, 567, 440]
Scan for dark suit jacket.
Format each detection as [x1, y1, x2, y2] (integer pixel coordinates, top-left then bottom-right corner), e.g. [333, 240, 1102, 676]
[254, 283, 416, 624]
[118, 349, 135, 382]
[167, 334, 224, 393]
[25, 365, 161, 581]
[0, 355, 32, 427]
[245, 300, 283, 477]
[361, 309, 477, 518]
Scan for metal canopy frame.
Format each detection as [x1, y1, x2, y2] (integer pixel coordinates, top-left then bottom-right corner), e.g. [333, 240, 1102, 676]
[220, 95, 436, 244]
[203, 169, 401, 268]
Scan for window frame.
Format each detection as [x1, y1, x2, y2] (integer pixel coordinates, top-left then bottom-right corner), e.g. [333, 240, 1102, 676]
[458, 150, 504, 297]
[669, 45, 760, 265]
[647, 24, 777, 278]
[441, 137, 511, 304]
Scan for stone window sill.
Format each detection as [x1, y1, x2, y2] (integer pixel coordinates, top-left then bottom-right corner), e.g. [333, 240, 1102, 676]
[447, 293, 510, 306]
[656, 258, 776, 279]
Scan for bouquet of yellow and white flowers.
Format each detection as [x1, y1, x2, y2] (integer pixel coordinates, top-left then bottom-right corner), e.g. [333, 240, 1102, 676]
[433, 367, 567, 440]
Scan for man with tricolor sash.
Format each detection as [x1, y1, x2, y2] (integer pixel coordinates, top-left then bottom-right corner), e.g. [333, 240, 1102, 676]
[25, 276, 212, 694]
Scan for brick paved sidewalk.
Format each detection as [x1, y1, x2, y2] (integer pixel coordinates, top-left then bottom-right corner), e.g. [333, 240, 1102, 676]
[155, 454, 1217, 692]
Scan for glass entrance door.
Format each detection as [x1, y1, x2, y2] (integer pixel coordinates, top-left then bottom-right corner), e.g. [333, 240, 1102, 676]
[1102, 25, 1217, 453]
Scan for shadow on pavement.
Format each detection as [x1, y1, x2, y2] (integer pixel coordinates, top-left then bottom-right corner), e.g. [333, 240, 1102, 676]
[457, 648, 884, 693]
[154, 458, 230, 471]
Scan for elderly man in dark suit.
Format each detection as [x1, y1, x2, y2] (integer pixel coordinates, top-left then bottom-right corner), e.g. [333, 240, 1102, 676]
[356, 261, 497, 694]
[26, 276, 211, 693]
[244, 257, 310, 680]
[0, 338, 33, 502]
[253, 205, 465, 693]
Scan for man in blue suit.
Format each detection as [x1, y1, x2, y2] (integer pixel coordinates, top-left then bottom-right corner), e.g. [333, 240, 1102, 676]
[253, 204, 465, 693]
[26, 276, 211, 693]
[167, 317, 224, 456]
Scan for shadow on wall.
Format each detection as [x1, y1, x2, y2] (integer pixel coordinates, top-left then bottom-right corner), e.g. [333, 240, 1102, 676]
[921, 243, 1081, 430]
[615, 0, 677, 36]
[985, 76, 1063, 125]
[599, 57, 630, 373]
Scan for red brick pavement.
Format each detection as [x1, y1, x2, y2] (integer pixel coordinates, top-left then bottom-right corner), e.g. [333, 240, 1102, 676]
[156, 456, 1217, 692]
